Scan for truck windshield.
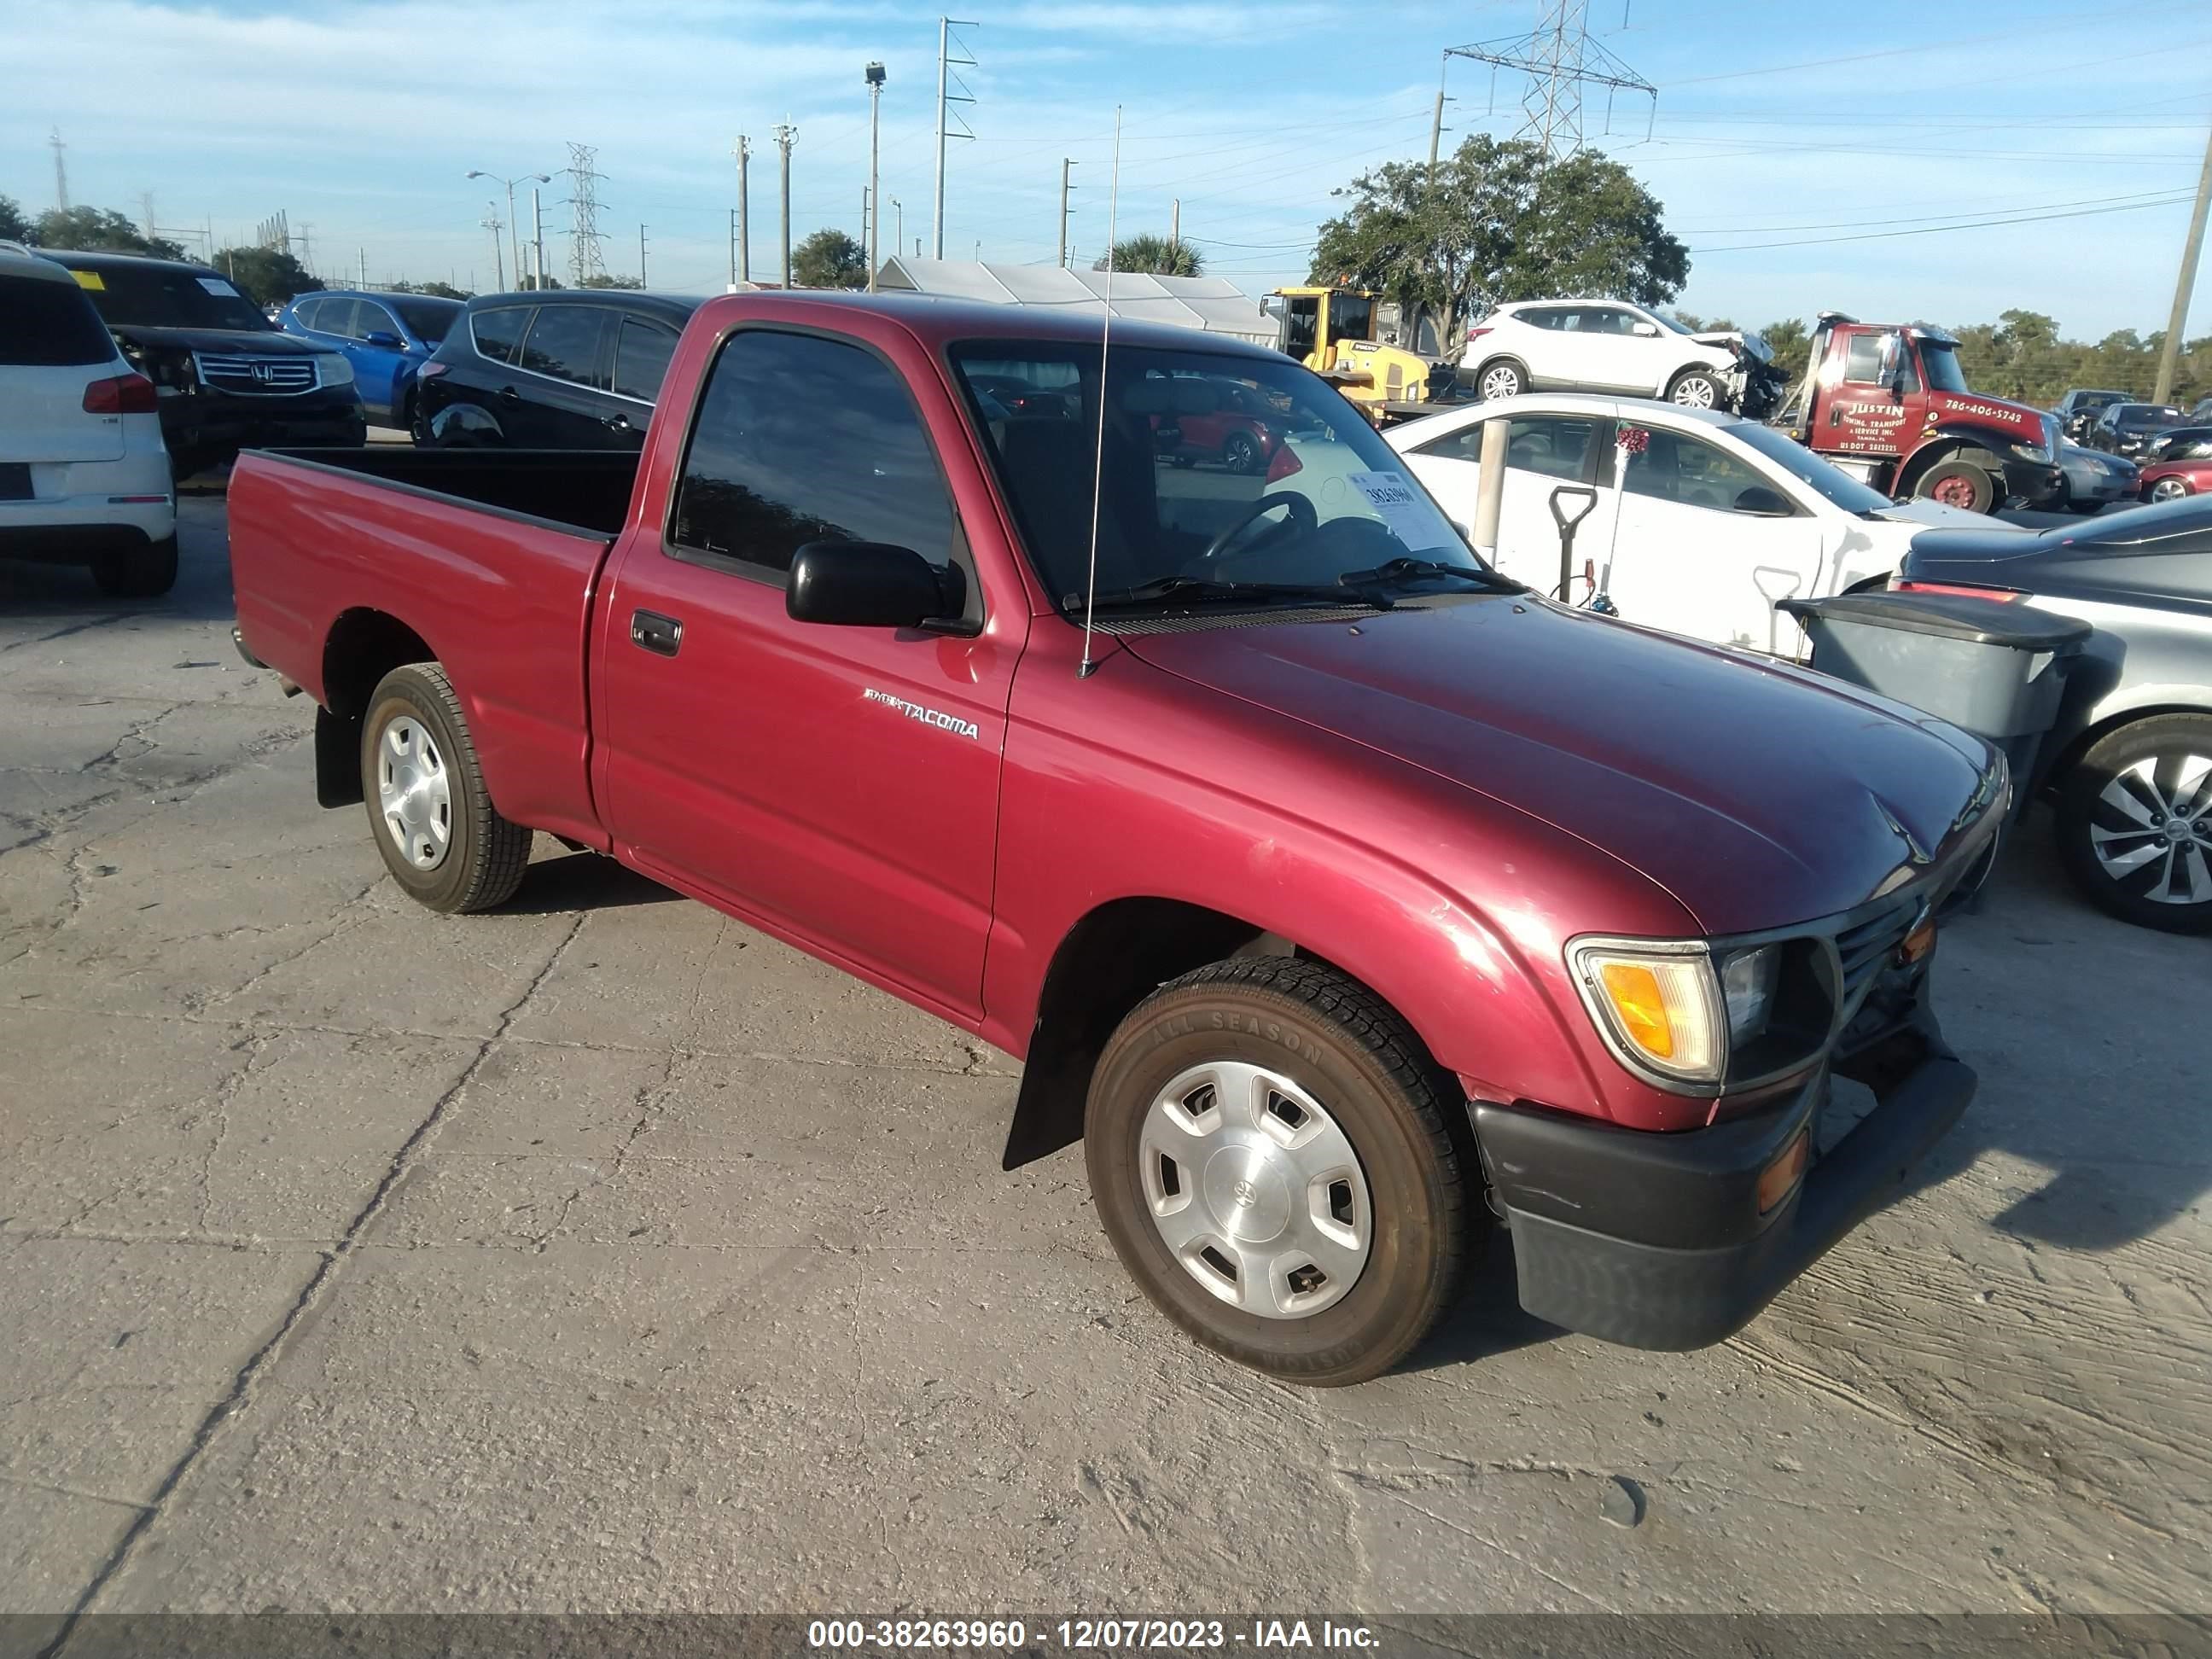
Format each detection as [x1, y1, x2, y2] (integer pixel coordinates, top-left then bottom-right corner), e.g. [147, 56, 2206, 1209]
[1325, 294, 1373, 346]
[1728, 422, 1896, 515]
[951, 340, 1475, 606]
[1921, 344, 1970, 394]
[72, 265, 274, 332]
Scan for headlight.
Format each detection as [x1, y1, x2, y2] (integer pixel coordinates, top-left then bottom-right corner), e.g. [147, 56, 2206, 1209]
[1569, 940, 1725, 1085]
[2010, 439, 2052, 464]
[317, 353, 354, 388]
[1719, 945, 1779, 1043]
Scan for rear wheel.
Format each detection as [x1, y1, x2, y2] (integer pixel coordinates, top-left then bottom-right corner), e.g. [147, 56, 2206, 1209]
[1085, 957, 1475, 1387]
[90, 534, 178, 599]
[359, 663, 532, 914]
[2055, 714, 2212, 934]
[2150, 474, 2193, 504]
[1668, 370, 1724, 410]
[1475, 359, 1525, 402]
[1222, 431, 1261, 475]
[1915, 457, 1997, 514]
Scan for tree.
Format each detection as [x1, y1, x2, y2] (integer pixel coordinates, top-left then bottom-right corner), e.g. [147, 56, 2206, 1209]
[579, 272, 643, 290]
[517, 271, 562, 291]
[1759, 317, 1812, 387]
[29, 205, 183, 259]
[1310, 135, 1687, 346]
[392, 279, 472, 300]
[208, 245, 323, 309]
[0, 194, 28, 242]
[1094, 235, 1202, 276]
[791, 229, 867, 290]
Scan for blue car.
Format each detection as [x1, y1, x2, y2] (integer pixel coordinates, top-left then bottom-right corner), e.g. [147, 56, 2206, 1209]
[279, 290, 463, 429]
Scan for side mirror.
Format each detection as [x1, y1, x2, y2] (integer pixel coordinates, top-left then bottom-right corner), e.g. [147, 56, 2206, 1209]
[363, 330, 404, 350]
[1732, 485, 1794, 517]
[1631, 322, 1660, 337]
[787, 540, 962, 631]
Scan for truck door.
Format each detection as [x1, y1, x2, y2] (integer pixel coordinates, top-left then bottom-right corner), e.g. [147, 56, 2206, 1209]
[593, 323, 1011, 1017]
[1817, 328, 1926, 474]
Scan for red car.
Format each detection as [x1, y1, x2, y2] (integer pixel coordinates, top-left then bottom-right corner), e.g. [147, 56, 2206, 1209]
[1150, 374, 1285, 474]
[228, 292, 2001, 1386]
[2138, 457, 2212, 504]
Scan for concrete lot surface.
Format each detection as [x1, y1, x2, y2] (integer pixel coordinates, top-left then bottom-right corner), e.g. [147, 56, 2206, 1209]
[1, 495, 2207, 1642]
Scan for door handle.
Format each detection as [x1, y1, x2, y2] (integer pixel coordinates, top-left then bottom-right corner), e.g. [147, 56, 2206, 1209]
[630, 609, 683, 657]
[603, 412, 631, 430]
[498, 385, 521, 402]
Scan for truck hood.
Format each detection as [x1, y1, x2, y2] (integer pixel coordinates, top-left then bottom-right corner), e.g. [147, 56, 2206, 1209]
[1929, 389, 2048, 436]
[1119, 598, 1994, 934]
[107, 324, 326, 357]
[1691, 329, 1773, 364]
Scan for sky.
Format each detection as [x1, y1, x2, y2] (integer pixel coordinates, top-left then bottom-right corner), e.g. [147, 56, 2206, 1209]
[5, 0, 2211, 340]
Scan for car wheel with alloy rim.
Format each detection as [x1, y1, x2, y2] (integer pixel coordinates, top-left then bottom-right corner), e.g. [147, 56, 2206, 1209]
[1668, 370, 1723, 410]
[1476, 360, 1525, 402]
[2056, 714, 2212, 934]
[2150, 474, 2193, 503]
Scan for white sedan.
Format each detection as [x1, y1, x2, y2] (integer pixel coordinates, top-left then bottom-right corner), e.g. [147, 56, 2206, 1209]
[1387, 393, 2013, 656]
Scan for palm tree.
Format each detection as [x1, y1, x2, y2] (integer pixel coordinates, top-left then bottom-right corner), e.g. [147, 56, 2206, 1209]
[1094, 235, 1203, 277]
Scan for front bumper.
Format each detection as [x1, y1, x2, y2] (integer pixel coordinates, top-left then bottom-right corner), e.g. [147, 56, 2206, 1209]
[1473, 978, 1972, 1351]
[160, 399, 366, 467]
[2000, 455, 2064, 508]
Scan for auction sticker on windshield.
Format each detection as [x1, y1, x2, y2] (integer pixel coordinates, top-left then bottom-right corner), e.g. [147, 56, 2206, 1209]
[1348, 471, 1431, 544]
[197, 277, 242, 297]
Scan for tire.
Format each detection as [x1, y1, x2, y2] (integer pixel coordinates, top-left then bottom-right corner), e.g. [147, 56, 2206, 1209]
[90, 534, 178, 599]
[2054, 714, 2212, 934]
[1668, 370, 1724, 410]
[2149, 474, 2193, 504]
[1222, 431, 1261, 475]
[1084, 957, 1475, 1387]
[1474, 358, 1525, 402]
[358, 663, 532, 914]
[2066, 498, 2104, 515]
[1913, 457, 1997, 514]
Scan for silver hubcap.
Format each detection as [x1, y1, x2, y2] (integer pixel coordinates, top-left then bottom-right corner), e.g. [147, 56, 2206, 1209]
[376, 715, 452, 871]
[1479, 366, 1520, 400]
[2153, 478, 2190, 501]
[1673, 377, 1716, 408]
[1138, 1062, 1372, 1320]
[2089, 753, 2212, 905]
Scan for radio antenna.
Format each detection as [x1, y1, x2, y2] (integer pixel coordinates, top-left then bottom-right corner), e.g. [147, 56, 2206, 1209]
[1076, 104, 1122, 680]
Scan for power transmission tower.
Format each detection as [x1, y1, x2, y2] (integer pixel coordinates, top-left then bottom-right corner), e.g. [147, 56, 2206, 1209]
[733, 136, 751, 285]
[931, 18, 978, 258]
[1447, 0, 1654, 163]
[563, 142, 608, 287]
[774, 123, 797, 287]
[49, 129, 68, 211]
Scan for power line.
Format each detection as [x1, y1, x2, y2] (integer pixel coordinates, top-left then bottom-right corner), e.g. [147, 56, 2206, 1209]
[1447, 0, 1655, 160]
[1695, 191, 2197, 253]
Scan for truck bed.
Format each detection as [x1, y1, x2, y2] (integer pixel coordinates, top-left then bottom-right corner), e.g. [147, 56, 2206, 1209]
[258, 445, 641, 538]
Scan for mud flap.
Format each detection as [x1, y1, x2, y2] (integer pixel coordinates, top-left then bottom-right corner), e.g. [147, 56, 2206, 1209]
[315, 706, 364, 808]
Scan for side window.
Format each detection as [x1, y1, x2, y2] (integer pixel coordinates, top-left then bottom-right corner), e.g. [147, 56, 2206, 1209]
[1842, 334, 1886, 383]
[518, 305, 612, 387]
[470, 305, 531, 365]
[292, 297, 325, 331]
[319, 298, 363, 339]
[357, 301, 398, 340]
[612, 317, 680, 403]
[1580, 306, 1633, 335]
[1518, 307, 1563, 332]
[1620, 428, 1772, 511]
[672, 329, 956, 579]
[1411, 420, 1491, 464]
[1504, 415, 1599, 481]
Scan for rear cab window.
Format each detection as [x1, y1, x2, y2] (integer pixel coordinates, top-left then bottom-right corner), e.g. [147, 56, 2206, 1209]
[0, 271, 116, 366]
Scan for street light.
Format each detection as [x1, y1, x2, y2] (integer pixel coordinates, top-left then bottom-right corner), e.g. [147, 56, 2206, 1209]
[467, 169, 551, 291]
[865, 61, 886, 293]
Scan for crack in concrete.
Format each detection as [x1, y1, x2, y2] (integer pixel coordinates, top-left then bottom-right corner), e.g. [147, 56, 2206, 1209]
[0, 614, 133, 655]
[34, 911, 589, 1659]
[199, 875, 387, 1013]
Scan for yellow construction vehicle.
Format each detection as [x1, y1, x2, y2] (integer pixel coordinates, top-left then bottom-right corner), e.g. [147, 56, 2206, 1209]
[1266, 285, 1447, 422]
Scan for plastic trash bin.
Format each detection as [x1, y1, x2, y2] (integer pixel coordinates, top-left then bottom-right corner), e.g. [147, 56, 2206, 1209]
[1778, 591, 2091, 812]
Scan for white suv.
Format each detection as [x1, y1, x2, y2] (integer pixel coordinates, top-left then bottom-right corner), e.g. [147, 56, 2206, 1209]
[0, 242, 178, 597]
[1459, 300, 1777, 416]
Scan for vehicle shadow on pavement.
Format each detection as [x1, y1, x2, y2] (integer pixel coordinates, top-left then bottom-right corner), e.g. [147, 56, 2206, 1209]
[501, 847, 685, 915]
[1898, 817, 2209, 1255]
[1395, 1237, 1563, 1373]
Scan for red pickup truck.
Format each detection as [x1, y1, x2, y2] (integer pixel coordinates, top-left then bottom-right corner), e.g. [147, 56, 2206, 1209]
[230, 293, 2006, 1386]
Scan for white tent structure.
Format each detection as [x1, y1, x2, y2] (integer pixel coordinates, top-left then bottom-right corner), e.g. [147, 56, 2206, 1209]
[874, 259, 1278, 348]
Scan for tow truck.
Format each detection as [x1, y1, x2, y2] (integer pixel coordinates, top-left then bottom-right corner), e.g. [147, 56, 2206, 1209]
[1773, 311, 2063, 515]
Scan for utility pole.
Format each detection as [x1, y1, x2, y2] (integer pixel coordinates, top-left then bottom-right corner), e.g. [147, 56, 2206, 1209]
[1058, 160, 1076, 269]
[866, 61, 886, 292]
[358, 246, 367, 288]
[733, 136, 751, 285]
[533, 187, 545, 290]
[932, 17, 977, 259]
[774, 123, 797, 288]
[480, 204, 505, 291]
[1169, 198, 1180, 259]
[140, 191, 156, 244]
[2155, 120, 2212, 406]
[638, 223, 649, 287]
[729, 207, 738, 289]
[892, 198, 904, 264]
[49, 130, 68, 212]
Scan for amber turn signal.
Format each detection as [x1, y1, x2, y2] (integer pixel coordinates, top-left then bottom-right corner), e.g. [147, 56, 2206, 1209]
[1898, 917, 1937, 966]
[1757, 1129, 1810, 1215]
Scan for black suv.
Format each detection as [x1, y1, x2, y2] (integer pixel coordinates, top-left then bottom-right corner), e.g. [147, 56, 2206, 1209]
[415, 290, 700, 450]
[47, 250, 367, 479]
[2053, 387, 2129, 442]
[2088, 401, 2186, 460]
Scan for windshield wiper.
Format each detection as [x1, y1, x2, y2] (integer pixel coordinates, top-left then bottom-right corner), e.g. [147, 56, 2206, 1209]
[1072, 575, 1393, 612]
[1336, 556, 1524, 595]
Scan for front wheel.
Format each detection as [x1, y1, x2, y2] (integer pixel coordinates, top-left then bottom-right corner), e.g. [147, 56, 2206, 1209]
[1085, 958, 1475, 1387]
[1915, 457, 1997, 514]
[1668, 370, 1724, 410]
[1222, 431, 1261, 475]
[359, 662, 533, 913]
[1475, 359, 1525, 402]
[2149, 474, 2193, 504]
[2055, 715, 2212, 934]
